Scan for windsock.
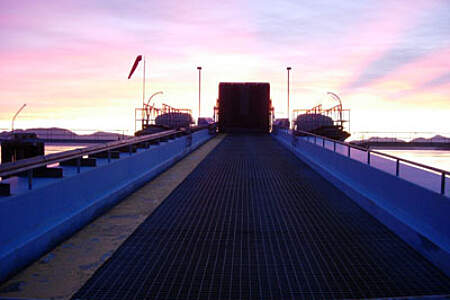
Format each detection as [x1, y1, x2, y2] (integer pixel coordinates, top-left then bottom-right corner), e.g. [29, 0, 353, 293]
[128, 55, 143, 79]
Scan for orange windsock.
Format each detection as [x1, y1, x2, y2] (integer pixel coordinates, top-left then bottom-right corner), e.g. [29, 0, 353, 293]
[128, 55, 142, 79]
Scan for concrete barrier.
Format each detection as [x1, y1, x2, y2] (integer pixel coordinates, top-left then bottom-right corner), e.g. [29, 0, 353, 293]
[0, 129, 214, 282]
[273, 129, 450, 276]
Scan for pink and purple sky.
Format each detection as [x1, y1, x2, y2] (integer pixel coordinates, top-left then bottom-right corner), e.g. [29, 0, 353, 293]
[0, 0, 449, 134]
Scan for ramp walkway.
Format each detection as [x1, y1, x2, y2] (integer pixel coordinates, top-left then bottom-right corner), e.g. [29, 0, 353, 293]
[73, 134, 450, 300]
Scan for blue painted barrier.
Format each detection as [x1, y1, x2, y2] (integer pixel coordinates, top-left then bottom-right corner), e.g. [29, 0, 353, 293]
[0, 129, 213, 282]
[273, 129, 450, 276]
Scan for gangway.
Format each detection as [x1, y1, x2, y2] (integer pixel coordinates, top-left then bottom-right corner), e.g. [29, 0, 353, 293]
[72, 134, 450, 299]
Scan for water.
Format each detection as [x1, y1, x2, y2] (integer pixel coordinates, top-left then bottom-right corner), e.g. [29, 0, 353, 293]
[44, 144, 93, 155]
[378, 149, 450, 172]
[0, 144, 93, 164]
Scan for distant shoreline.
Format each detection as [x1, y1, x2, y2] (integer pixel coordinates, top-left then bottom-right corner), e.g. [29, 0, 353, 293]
[0, 127, 131, 142]
[350, 141, 450, 150]
[366, 145, 450, 151]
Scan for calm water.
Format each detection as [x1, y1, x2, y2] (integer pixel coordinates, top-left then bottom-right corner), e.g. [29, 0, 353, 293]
[378, 149, 450, 171]
[0, 144, 91, 164]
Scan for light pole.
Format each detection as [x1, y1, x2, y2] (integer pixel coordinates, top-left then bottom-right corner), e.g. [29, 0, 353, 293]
[143, 91, 164, 128]
[327, 91, 343, 127]
[287, 67, 292, 126]
[146, 91, 163, 107]
[12, 104, 26, 132]
[197, 66, 202, 120]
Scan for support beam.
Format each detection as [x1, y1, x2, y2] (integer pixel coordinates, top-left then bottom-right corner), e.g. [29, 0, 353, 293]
[60, 158, 97, 167]
[136, 142, 150, 149]
[17, 167, 63, 178]
[0, 183, 10, 196]
[117, 145, 137, 153]
[89, 151, 120, 159]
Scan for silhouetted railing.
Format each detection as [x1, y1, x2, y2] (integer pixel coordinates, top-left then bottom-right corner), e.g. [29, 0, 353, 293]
[0, 125, 213, 190]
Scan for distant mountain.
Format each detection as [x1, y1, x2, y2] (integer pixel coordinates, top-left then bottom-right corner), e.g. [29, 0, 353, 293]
[411, 135, 450, 143]
[351, 134, 450, 144]
[351, 137, 406, 144]
[0, 128, 131, 141]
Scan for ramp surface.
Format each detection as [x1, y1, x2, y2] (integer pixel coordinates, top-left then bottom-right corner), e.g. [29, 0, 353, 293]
[73, 135, 450, 300]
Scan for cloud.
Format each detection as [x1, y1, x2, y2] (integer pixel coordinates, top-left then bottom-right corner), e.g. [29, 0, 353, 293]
[0, 0, 449, 132]
[420, 72, 450, 89]
[344, 0, 450, 90]
[345, 47, 429, 89]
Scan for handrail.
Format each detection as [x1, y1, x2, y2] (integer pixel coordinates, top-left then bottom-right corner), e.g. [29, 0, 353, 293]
[0, 125, 212, 179]
[280, 127, 449, 195]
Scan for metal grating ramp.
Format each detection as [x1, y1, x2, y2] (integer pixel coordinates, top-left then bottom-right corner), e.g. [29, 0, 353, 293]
[73, 134, 450, 299]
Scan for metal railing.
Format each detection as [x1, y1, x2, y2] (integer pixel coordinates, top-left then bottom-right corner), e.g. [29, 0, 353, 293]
[277, 127, 449, 195]
[0, 125, 213, 190]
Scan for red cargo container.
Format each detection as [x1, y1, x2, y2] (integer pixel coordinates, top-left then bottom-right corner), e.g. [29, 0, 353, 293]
[217, 82, 271, 133]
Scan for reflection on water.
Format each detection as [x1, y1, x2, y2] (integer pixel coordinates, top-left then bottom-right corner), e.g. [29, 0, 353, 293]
[378, 149, 450, 171]
[43, 144, 91, 155]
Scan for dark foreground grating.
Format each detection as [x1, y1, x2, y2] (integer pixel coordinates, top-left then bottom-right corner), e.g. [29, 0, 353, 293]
[73, 134, 450, 300]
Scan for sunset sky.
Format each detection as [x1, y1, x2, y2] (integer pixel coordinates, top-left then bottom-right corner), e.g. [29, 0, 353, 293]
[0, 0, 449, 134]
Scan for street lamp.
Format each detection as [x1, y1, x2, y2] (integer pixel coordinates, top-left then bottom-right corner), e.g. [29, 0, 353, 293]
[142, 91, 163, 129]
[197, 66, 202, 120]
[12, 104, 26, 132]
[146, 91, 163, 107]
[287, 67, 292, 126]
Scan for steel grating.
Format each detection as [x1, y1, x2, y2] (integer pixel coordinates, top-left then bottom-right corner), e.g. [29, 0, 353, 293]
[73, 134, 450, 300]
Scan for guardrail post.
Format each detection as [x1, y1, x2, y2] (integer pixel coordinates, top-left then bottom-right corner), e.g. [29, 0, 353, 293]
[442, 173, 446, 195]
[28, 169, 33, 190]
[333, 141, 336, 152]
[107, 150, 111, 163]
[322, 138, 325, 147]
[129, 145, 132, 156]
[367, 151, 371, 165]
[77, 157, 81, 174]
[347, 145, 351, 157]
[396, 159, 400, 176]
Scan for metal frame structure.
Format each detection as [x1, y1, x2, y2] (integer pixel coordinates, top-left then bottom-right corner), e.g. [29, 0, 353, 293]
[135, 103, 193, 132]
[292, 105, 351, 132]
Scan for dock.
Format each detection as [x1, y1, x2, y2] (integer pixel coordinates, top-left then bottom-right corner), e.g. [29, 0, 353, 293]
[72, 134, 449, 299]
[0, 127, 449, 299]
